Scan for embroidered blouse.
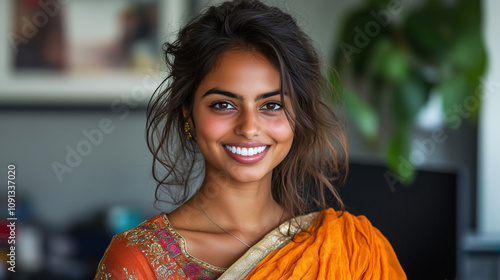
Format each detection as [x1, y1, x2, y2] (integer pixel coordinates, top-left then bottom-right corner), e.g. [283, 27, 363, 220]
[95, 213, 226, 279]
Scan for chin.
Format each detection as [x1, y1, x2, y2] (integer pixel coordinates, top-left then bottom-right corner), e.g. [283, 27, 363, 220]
[227, 169, 271, 184]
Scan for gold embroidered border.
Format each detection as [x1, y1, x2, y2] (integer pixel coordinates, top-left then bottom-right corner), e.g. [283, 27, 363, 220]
[160, 213, 228, 273]
[218, 212, 319, 279]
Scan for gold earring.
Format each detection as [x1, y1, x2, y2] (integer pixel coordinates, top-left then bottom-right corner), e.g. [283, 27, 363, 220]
[184, 121, 193, 140]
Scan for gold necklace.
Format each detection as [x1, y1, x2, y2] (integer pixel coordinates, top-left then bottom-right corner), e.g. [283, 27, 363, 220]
[194, 196, 251, 248]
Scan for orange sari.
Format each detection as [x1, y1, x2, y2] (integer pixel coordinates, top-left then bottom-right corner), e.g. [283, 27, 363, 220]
[239, 208, 406, 279]
[95, 208, 406, 279]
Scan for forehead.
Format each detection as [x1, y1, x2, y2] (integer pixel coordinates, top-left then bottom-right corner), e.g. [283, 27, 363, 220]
[195, 50, 281, 98]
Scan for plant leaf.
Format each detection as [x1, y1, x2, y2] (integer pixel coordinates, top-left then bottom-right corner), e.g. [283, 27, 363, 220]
[386, 124, 415, 184]
[438, 76, 471, 128]
[370, 40, 409, 82]
[342, 86, 379, 141]
[392, 76, 428, 123]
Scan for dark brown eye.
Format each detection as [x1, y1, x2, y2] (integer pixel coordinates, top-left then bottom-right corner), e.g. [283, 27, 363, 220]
[261, 102, 282, 111]
[211, 101, 234, 110]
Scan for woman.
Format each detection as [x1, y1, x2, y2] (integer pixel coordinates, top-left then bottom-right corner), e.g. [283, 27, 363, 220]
[95, 0, 406, 279]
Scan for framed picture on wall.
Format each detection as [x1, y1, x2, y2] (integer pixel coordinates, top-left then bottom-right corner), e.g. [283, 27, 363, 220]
[0, 0, 186, 105]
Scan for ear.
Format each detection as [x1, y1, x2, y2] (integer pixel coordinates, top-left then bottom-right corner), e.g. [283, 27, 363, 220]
[182, 105, 189, 120]
[182, 104, 194, 128]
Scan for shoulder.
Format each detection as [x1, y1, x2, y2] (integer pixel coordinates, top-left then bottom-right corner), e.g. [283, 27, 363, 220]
[319, 208, 391, 250]
[95, 215, 186, 280]
[322, 209, 377, 236]
[318, 208, 407, 279]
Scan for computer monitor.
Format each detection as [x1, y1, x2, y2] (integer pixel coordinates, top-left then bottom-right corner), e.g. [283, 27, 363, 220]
[338, 161, 461, 280]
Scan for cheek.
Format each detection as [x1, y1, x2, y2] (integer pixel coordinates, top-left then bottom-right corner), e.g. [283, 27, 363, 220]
[194, 113, 231, 143]
[267, 116, 294, 144]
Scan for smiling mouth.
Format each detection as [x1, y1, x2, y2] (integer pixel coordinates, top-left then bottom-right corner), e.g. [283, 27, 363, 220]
[224, 145, 269, 156]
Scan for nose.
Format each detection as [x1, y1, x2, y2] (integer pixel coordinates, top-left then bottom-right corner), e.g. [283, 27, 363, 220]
[235, 108, 260, 139]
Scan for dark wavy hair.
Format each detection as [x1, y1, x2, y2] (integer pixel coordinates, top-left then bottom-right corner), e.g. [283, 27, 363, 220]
[146, 0, 348, 230]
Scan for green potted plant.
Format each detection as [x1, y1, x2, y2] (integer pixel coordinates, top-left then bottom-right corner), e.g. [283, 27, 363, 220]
[332, 0, 486, 182]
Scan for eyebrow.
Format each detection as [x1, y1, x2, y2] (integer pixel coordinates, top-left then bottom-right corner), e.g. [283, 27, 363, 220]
[202, 88, 281, 101]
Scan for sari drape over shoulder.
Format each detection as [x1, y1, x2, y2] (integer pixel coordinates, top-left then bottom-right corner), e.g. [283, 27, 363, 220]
[95, 208, 406, 279]
[239, 208, 406, 279]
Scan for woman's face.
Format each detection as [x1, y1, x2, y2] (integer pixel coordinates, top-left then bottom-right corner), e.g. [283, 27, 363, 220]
[190, 50, 294, 184]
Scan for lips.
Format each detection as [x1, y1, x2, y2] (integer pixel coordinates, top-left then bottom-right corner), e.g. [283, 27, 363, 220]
[223, 143, 269, 164]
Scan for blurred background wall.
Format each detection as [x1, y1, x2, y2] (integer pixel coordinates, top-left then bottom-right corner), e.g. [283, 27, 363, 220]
[0, 0, 499, 279]
[479, 0, 500, 235]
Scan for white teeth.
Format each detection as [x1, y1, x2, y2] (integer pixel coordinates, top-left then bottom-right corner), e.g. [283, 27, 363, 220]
[225, 145, 268, 156]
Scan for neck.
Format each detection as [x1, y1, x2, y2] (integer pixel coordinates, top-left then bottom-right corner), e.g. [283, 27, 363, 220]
[194, 170, 283, 232]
